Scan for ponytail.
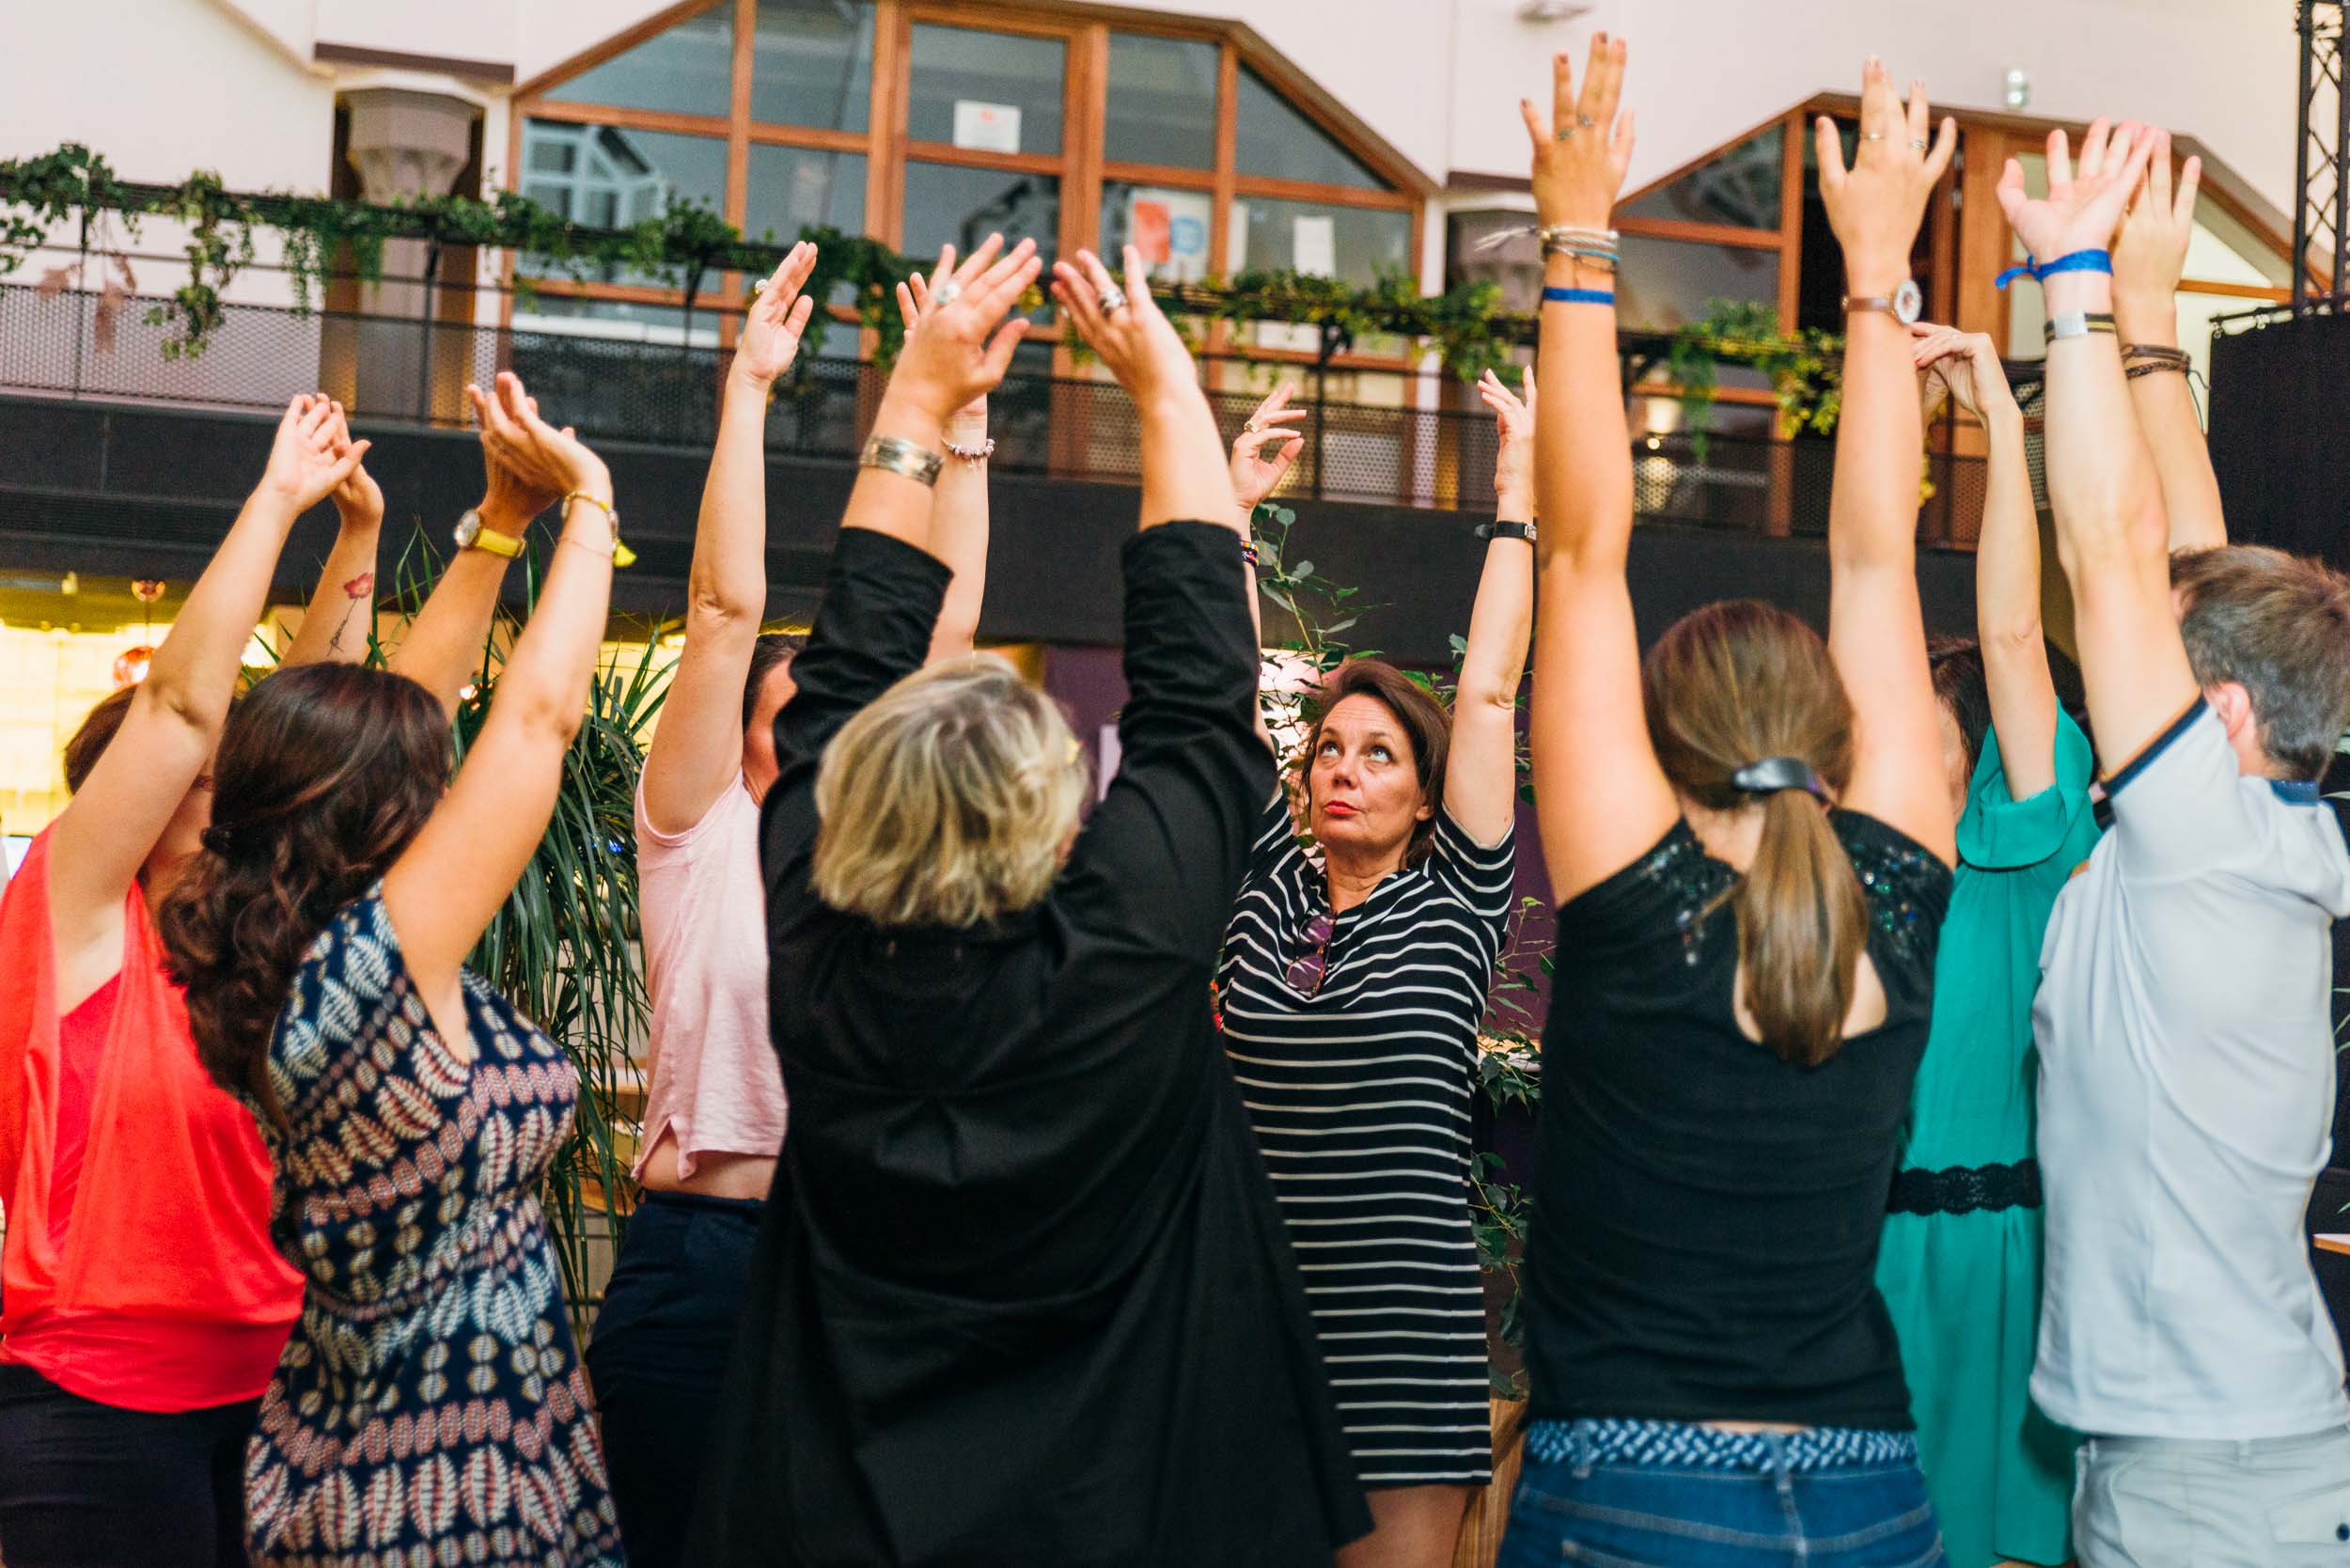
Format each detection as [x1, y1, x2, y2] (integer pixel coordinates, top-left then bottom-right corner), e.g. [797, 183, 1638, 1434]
[1643, 599, 1867, 1066]
[1731, 789, 1868, 1066]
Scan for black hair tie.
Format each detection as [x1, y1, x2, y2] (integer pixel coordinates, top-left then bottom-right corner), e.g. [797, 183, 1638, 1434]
[1731, 757, 1828, 801]
[199, 824, 234, 854]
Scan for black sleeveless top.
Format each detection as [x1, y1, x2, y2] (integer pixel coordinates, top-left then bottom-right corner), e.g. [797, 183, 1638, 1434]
[1524, 812, 1951, 1431]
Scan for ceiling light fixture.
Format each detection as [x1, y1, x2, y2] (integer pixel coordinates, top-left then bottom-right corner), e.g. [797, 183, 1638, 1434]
[1517, 1, 1594, 21]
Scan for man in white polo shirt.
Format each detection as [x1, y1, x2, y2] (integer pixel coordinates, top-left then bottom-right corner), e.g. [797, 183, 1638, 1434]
[2000, 118, 2350, 1564]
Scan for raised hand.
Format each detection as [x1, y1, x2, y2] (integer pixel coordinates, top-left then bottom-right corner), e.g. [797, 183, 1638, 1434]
[324, 405, 384, 526]
[1478, 368, 1536, 506]
[1998, 118, 2157, 274]
[260, 394, 370, 512]
[2111, 130, 2201, 326]
[1230, 382, 1307, 510]
[477, 370, 609, 504]
[1519, 33, 1635, 229]
[465, 376, 565, 533]
[896, 265, 989, 424]
[1911, 323, 2015, 422]
[1816, 59, 1958, 290]
[735, 241, 820, 388]
[1050, 245, 1196, 398]
[884, 235, 1041, 426]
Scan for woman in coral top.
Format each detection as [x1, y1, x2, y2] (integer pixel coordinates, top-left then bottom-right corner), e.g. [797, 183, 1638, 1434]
[0, 394, 545, 1568]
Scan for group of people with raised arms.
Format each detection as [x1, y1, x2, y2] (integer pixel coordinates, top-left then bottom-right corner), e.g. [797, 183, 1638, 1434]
[3, 35, 2349, 1568]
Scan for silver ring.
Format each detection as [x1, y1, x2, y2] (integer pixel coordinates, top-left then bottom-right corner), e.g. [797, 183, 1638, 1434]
[1908, 137, 1930, 153]
[1097, 284, 1129, 313]
[930, 279, 963, 308]
[1862, 131, 1889, 143]
[1244, 419, 1262, 433]
[1553, 125, 1579, 142]
[1578, 116, 1598, 128]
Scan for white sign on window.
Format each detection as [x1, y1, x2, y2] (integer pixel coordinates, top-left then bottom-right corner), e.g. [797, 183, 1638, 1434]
[1291, 214, 1338, 278]
[952, 101, 1023, 155]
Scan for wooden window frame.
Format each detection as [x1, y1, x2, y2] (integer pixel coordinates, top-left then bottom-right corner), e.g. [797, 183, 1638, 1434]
[507, 0, 1426, 373]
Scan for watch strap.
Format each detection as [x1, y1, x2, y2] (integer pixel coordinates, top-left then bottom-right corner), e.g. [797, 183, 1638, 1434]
[456, 510, 525, 558]
[1478, 521, 1537, 543]
[2044, 311, 2117, 344]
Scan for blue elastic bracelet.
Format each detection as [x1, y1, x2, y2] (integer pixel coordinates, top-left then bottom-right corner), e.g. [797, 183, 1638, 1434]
[1542, 286, 1616, 306]
[1995, 248, 2113, 290]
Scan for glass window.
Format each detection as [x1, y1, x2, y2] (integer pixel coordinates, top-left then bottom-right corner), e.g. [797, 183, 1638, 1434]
[1104, 35, 1217, 170]
[1234, 67, 1381, 191]
[1622, 123, 1784, 229]
[750, 0, 874, 133]
[903, 162, 1059, 281]
[748, 145, 867, 306]
[745, 145, 866, 241]
[1613, 233, 1779, 333]
[906, 25, 1065, 158]
[2189, 195, 2294, 288]
[543, 4, 733, 118]
[510, 292, 725, 349]
[1226, 196, 1411, 285]
[518, 122, 728, 285]
[1102, 180, 1214, 283]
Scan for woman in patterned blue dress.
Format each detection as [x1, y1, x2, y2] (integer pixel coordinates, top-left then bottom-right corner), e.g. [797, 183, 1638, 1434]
[159, 373, 626, 1568]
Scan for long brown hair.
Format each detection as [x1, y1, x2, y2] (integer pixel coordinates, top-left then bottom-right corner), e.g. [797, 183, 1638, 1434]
[1301, 659, 1452, 867]
[1642, 600, 1863, 1067]
[158, 664, 450, 1129]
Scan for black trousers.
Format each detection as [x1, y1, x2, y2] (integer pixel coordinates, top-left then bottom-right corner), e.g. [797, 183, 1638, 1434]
[587, 1189, 764, 1568]
[0, 1361, 258, 1568]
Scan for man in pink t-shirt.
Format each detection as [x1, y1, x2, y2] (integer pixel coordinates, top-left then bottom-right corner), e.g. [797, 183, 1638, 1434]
[584, 244, 997, 1568]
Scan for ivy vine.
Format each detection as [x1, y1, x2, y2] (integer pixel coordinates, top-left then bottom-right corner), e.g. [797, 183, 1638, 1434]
[3, 139, 1846, 412]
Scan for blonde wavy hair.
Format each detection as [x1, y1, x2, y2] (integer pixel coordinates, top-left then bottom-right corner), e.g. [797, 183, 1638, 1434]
[812, 658, 1089, 928]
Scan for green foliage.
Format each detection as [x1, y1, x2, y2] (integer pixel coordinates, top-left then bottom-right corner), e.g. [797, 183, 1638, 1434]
[365, 539, 672, 1334]
[1666, 299, 1845, 460]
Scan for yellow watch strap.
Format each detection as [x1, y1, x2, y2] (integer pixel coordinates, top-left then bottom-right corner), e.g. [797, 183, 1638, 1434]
[468, 525, 525, 558]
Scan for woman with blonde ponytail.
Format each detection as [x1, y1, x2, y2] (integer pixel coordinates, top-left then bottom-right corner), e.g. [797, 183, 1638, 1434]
[1500, 43, 1959, 1568]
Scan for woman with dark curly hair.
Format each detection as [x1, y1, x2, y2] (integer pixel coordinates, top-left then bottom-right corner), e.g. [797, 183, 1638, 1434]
[159, 373, 626, 1568]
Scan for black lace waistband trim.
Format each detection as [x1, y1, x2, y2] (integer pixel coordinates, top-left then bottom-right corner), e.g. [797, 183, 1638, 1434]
[1886, 1157, 2042, 1216]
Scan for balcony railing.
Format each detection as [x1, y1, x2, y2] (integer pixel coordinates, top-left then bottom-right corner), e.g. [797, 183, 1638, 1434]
[0, 282, 1989, 543]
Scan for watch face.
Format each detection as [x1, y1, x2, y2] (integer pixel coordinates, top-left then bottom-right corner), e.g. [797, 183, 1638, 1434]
[1893, 279, 1923, 324]
[453, 510, 481, 548]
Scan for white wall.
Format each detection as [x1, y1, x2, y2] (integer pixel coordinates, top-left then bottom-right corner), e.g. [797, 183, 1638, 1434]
[1082, 0, 2299, 217]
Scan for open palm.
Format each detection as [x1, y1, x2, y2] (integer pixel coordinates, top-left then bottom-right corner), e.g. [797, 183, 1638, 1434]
[1998, 118, 2156, 268]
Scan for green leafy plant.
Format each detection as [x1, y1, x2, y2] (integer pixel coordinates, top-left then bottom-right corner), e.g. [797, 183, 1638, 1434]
[1666, 298, 1845, 461]
[356, 540, 672, 1332]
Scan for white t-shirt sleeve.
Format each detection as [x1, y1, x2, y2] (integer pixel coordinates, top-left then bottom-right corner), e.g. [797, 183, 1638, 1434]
[2107, 701, 2258, 880]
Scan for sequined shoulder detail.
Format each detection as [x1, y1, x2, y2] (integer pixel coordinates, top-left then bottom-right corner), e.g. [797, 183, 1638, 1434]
[1630, 822, 1738, 968]
[1834, 812, 1952, 973]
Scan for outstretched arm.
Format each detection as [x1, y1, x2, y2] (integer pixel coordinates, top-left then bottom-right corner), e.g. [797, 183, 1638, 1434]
[384, 373, 563, 721]
[282, 407, 383, 668]
[1813, 64, 1959, 865]
[2112, 131, 2224, 552]
[1999, 119, 2199, 770]
[1446, 368, 1536, 847]
[894, 267, 995, 663]
[1521, 35, 1678, 903]
[50, 397, 366, 958]
[384, 376, 614, 1020]
[641, 244, 817, 835]
[1915, 324, 2058, 799]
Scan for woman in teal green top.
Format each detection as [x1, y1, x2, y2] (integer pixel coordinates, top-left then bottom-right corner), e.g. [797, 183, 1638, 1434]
[1876, 325, 2098, 1568]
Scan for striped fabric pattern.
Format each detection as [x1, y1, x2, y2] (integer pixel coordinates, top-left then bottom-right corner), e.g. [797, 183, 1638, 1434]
[1219, 796, 1513, 1487]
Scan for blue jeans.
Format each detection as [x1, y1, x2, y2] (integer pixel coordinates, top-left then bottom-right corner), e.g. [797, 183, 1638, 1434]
[1499, 1430, 1947, 1568]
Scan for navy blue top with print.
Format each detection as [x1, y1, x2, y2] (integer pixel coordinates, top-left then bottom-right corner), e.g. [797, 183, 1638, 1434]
[1524, 812, 1951, 1432]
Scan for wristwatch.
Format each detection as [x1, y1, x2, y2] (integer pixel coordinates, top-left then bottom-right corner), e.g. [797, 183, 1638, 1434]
[1841, 279, 1922, 325]
[1478, 521, 1537, 543]
[453, 509, 524, 558]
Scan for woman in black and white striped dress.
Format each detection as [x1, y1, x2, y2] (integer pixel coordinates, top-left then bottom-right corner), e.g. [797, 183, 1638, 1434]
[1218, 370, 1535, 1567]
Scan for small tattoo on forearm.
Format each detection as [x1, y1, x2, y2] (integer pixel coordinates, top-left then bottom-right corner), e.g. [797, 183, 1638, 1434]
[329, 573, 373, 652]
